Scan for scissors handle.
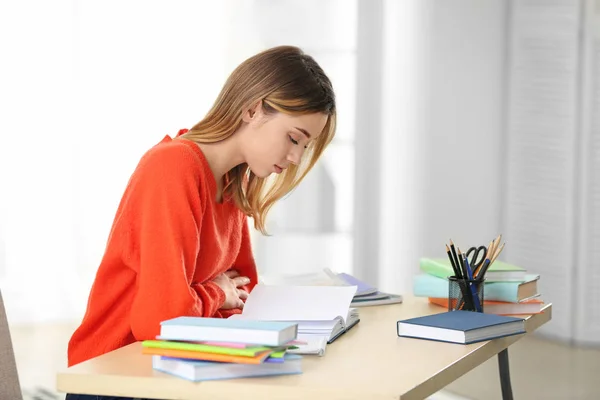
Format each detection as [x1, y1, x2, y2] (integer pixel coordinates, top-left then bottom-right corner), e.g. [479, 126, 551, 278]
[466, 246, 487, 273]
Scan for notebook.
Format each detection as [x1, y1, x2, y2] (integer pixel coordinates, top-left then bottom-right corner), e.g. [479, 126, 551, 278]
[351, 292, 404, 307]
[158, 317, 297, 346]
[229, 284, 359, 356]
[335, 272, 403, 307]
[397, 311, 526, 344]
[152, 354, 302, 381]
[142, 340, 284, 357]
[336, 272, 378, 296]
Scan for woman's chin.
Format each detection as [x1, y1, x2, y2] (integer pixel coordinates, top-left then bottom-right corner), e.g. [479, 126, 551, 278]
[247, 166, 272, 179]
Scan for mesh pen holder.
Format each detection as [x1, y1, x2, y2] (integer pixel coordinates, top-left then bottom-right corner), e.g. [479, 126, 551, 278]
[448, 276, 485, 312]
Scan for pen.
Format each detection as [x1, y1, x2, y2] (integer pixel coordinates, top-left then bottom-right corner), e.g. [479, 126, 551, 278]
[475, 259, 490, 282]
[456, 246, 474, 310]
[457, 246, 468, 279]
[463, 253, 482, 312]
[474, 239, 494, 277]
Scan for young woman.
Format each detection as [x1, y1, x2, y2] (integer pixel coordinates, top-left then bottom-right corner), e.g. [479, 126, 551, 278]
[65, 45, 336, 400]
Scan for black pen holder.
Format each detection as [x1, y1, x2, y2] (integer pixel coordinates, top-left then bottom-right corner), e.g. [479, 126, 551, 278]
[448, 276, 485, 312]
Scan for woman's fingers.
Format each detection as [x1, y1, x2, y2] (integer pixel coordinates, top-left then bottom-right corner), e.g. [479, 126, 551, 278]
[232, 276, 251, 287]
[237, 289, 249, 300]
[224, 270, 240, 278]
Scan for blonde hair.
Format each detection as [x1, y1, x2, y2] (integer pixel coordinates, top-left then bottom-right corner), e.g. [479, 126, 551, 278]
[180, 46, 336, 234]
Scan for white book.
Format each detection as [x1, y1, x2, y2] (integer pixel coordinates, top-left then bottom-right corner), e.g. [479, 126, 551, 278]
[152, 354, 302, 381]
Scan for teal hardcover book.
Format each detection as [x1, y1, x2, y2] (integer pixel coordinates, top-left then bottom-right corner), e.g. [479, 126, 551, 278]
[412, 274, 539, 303]
[159, 317, 298, 346]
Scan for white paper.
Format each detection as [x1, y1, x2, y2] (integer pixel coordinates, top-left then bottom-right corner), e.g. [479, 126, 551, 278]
[287, 334, 329, 356]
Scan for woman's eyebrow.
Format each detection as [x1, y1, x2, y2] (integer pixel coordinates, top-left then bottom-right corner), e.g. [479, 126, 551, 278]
[294, 127, 311, 139]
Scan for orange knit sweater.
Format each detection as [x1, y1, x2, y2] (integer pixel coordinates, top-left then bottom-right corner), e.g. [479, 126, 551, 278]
[67, 131, 258, 366]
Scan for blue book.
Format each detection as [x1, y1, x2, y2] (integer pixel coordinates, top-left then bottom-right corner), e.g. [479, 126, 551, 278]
[160, 317, 298, 346]
[397, 311, 525, 344]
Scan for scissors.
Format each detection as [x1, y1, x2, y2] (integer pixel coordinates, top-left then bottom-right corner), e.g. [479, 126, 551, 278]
[465, 245, 487, 276]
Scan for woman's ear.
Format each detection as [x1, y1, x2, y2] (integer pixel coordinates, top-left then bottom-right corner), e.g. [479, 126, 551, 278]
[242, 100, 263, 124]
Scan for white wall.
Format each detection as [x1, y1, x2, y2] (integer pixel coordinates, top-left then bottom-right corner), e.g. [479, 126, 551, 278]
[420, 0, 508, 254]
[356, 0, 508, 295]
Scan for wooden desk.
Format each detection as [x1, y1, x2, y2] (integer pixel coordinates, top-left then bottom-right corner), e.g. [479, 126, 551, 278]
[57, 297, 552, 400]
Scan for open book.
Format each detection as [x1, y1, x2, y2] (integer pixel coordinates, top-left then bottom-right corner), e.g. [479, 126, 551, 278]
[229, 285, 359, 356]
[260, 269, 403, 307]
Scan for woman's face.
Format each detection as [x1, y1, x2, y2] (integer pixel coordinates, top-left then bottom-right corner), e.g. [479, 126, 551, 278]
[242, 106, 328, 178]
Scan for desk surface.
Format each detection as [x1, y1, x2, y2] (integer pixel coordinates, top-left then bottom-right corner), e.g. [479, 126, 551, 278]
[57, 297, 552, 400]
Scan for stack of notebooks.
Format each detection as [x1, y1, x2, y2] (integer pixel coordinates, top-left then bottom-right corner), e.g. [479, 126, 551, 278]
[414, 258, 544, 315]
[142, 317, 303, 381]
[335, 272, 404, 307]
[229, 284, 360, 356]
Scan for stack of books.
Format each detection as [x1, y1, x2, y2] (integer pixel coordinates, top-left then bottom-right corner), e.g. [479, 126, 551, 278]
[414, 257, 544, 315]
[142, 317, 303, 381]
[335, 272, 404, 307]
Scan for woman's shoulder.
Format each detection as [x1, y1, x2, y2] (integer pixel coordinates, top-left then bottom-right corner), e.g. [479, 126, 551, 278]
[131, 135, 214, 181]
[142, 135, 202, 166]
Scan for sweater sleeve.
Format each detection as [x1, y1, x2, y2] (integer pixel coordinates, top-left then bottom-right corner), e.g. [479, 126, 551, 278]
[216, 218, 259, 318]
[126, 144, 226, 340]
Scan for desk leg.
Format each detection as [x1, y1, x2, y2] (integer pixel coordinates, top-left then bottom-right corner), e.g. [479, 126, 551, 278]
[498, 349, 513, 400]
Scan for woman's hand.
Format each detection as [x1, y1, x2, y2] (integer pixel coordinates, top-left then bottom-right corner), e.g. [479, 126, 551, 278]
[212, 270, 250, 309]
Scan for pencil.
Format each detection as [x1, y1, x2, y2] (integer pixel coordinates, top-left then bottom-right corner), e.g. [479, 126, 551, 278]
[490, 242, 505, 264]
[449, 239, 462, 279]
[489, 234, 502, 261]
[476, 240, 506, 283]
[445, 244, 461, 278]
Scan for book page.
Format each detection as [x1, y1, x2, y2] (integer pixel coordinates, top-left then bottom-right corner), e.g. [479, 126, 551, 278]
[238, 285, 357, 323]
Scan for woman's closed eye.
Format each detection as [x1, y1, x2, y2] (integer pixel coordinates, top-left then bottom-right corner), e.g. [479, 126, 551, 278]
[289, 134, 308, 149]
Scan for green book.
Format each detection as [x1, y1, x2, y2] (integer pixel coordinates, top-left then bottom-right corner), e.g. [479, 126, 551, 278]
[142, 340, 283, 357]
[420, 257, 526, 282]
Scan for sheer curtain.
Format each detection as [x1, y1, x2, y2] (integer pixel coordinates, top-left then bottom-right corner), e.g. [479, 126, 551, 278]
[505, 0, 600, 344]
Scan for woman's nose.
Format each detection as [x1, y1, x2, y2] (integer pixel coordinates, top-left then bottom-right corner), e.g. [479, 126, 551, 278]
[287, 147, 303, 165]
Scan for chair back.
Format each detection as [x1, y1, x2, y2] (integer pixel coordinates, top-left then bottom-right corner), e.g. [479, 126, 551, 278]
[0, 288, 23, 400]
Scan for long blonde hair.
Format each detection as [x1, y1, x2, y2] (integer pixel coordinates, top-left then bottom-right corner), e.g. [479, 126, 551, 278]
[180, 46, 336, 234]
